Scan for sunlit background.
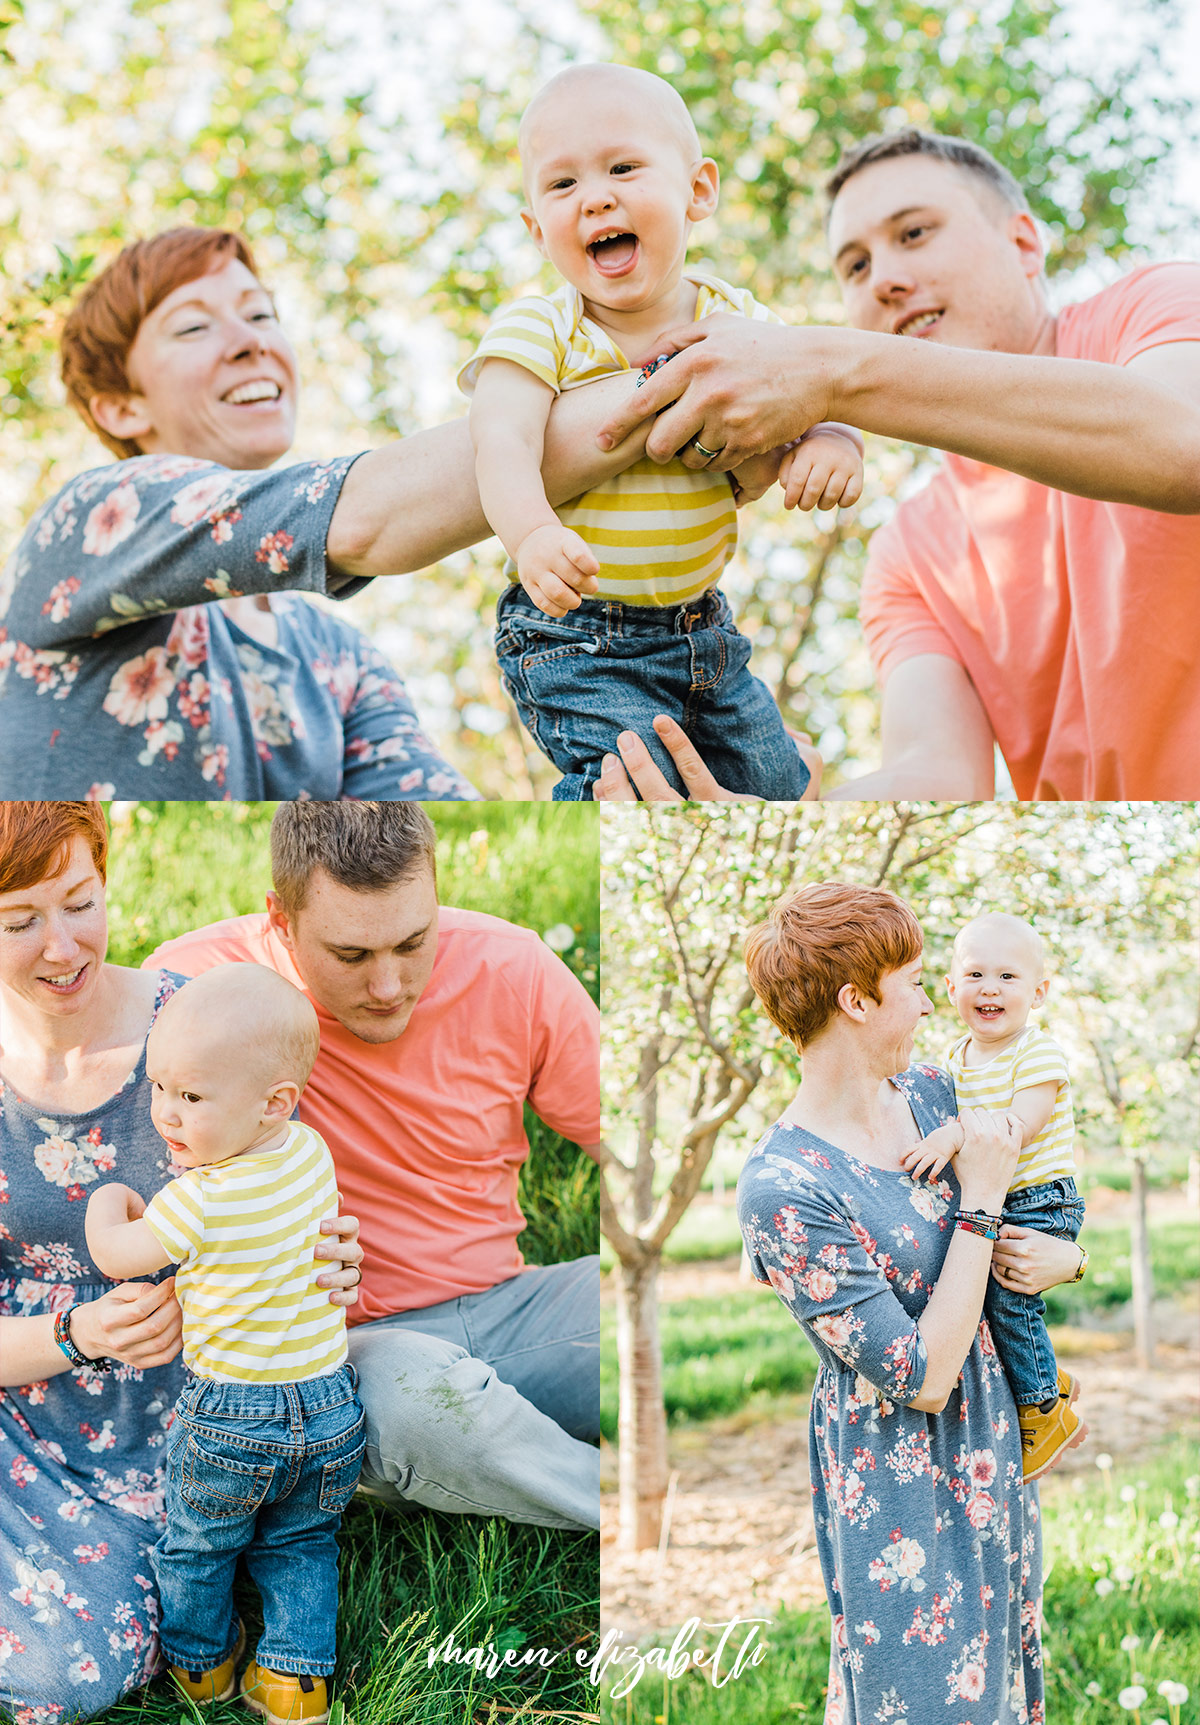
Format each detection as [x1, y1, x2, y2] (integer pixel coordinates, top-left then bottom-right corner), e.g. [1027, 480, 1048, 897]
[3, 0, 1197, 796]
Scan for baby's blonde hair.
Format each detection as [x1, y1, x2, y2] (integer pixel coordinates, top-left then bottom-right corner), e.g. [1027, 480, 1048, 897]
[519, 62, 703, 181]
[157, 965, 320, 1092]
[951, 913, 1047, 978]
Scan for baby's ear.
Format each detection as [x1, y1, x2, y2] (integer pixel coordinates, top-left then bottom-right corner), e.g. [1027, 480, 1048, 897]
[521, 209, 547, 256]
[687, 158, 720, 223]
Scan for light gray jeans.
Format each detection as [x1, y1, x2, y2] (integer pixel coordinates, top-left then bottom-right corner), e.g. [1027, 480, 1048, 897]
[346, 1256, 599, 1531]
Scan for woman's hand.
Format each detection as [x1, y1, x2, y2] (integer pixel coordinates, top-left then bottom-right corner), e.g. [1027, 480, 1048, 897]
[592, 714, 822, 802]
[992, 1225, 1084, 1295]
[954, 1107, 1022, 1214]
[71, 1277, 183, 1369]
[315, 1209, 364, 1307]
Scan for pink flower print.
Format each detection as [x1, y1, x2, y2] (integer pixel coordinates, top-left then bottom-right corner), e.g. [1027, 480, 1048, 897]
[200, 743, 228, 786]
[209, 508, 242, 543]
[33, 1132, 76, 1186]
[812, 1310, 857, 1354]
[82, 482, 141, 555]
[255, 529, 294, 572]
[849, 1220, 878, 1254]
[805, 1266, 837, 1301]
[10, 1455, 38, 1488]
[170, 473, 237, 528]
[955, 1662, 986, 1701]
[313, 651, 359, 715]
[965, 1490, 995, 1529]
[18, 1381, 47, 1404]
[42, 577, 81, 622]
[0, 1625, 28, 1665]
[766, 1264, 794, 1300]
[165, 605, 210, 668]
[80, 1420, 116, 1452]
[67, 1653, 101, 1684]
[967, 1448, 997, 1488]
[138, 718, 183, 763]
[980, 1583, 995, 1608]
[65, 1183, 86, 1201]
[103, 647, 176, 727]
[426, 769, 467, 796]
[854, 1621, 880, 1644]
[775, 1205, 807, 1245]
[893, 1537, 925, 1579]
[71, 1543, 109, 1564]
[85, 783, 115, 801]
[178, 672, 211, 727]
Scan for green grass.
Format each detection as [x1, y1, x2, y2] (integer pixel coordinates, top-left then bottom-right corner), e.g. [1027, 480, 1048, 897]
[598, 1441, 1200, 1723]
[600, 1289, 818, 1441]
[73, 803, 601, 1725]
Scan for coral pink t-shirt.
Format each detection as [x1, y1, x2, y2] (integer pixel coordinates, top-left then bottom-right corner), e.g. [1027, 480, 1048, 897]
[861, 264, 1200, 799]
[148, 909, 600, 1323]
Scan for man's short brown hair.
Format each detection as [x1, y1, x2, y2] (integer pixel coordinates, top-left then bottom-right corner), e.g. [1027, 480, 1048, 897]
[60, 227, 260, 459]
[270, 802, 438, 919]
[826, 128, 1029, 216]
[743, 882, 923, 1049]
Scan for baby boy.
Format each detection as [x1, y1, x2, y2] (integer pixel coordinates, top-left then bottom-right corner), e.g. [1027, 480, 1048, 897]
[462, 61, 863, 801]
[85, 964, 362, 1725]
[899, 913, 1088, 1481]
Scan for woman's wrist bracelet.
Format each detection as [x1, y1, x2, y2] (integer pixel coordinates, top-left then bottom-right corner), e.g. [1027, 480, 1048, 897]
[954, 1209, 1003, 1241]
[53, 1304, 111, 1373]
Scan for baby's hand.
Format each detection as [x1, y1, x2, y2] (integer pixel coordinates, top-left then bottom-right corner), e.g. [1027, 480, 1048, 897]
[780, 427, 864, 512]
[729, 447, 787, 506]
[516, 524, 600, 619]
[899, 1120, 963, 1184]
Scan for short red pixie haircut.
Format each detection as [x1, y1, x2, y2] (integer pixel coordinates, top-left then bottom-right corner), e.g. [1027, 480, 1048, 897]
[60, 228, 261, 459]
[743, 882, 923, 1049]
[0, 803, 110, 898]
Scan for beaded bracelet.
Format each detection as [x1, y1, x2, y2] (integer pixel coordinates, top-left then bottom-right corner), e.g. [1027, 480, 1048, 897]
[954, 1209, 1002, 1241]
[636, 351, 675, 387]
[54, 1304, 111, 1373]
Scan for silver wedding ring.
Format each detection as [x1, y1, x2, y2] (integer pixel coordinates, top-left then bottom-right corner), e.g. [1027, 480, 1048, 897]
[689, 437, 724, 462]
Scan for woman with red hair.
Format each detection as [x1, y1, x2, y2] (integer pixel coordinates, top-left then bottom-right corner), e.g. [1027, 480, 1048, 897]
[0, 228, 639, 799]
[738, 883, 1081, 1724]
[0, 803, 362, 1719]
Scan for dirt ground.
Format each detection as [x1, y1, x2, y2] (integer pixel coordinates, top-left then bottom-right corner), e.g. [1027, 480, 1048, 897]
[601, 1195, 1200, 1637]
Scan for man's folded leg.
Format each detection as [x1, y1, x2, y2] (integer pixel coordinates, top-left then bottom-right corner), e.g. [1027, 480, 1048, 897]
[347, 1313, 599, 1531]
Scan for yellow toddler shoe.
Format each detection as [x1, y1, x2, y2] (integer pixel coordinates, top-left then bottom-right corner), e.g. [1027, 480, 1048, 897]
[240, 1660, 330, 1725]
[1019, 1368, 1087, 1482]
[168, 1619, 246, 1704]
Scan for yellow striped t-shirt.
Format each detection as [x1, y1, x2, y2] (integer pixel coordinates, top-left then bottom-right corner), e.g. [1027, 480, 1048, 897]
[459, 270, 781, 607]
[142, 1121, 347, 1383]
[947, 1024, 1076, 1192]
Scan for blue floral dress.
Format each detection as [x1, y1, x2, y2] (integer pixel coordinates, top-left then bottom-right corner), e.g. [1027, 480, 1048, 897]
[737, 1066, 1044, 1725]
[0, 974, 188, 1724]
[0, 453, 478, 799]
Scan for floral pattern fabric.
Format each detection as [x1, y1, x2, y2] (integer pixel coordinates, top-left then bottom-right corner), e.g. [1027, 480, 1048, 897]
[737, 1066, 1044, 1725]
[0, 454, 478, 799]
[0, 974, 188, 1723]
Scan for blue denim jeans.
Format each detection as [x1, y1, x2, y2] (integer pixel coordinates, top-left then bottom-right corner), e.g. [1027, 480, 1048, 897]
[985, 1177, 1085, 1406]
[152, 1364, 364, 1677]
[495, 584, 810, 801]
[348, 1257, 599, 1529]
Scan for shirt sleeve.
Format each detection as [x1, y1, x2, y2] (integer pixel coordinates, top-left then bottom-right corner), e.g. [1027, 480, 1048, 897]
[1010, 1031, 1069, 1092]
[141, 1173, 205, 1266]
[1098, 264, 1200, 367]
[457, 298, 567, 396]
[861, 518, 966, 686]
[524, 943, 601, 1146]
[738, 1157, 928, 1403]
[5, 453, 362, 651]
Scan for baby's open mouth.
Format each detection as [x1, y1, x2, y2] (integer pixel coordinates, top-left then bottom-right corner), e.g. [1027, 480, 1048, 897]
[588, 231, 639, 274]
[975, 1005, 1004, 1017]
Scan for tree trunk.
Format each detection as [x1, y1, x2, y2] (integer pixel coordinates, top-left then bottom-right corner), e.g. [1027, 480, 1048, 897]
[1129, 1152, 1156, 1369]
[614, 1253, 669, 1550]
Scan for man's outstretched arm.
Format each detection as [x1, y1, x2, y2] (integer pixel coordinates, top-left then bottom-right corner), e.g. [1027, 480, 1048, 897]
[594, 318, 1200, 514]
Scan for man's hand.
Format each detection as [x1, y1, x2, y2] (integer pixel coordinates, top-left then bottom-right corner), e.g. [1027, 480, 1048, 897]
[314, 1209, 365, 1308]
[517, 524, 600, 618]
[591, 714, 822, 802]
[599, 317, 836, 469]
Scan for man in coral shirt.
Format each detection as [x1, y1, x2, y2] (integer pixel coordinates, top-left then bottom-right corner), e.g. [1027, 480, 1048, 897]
[148, 801, 601, 1530]
[590, 130, 1200, 802]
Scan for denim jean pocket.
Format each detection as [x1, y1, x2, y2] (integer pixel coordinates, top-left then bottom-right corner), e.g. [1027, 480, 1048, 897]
[181, 1433, 274, 1519]
[318, 1432, 366, 1514]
